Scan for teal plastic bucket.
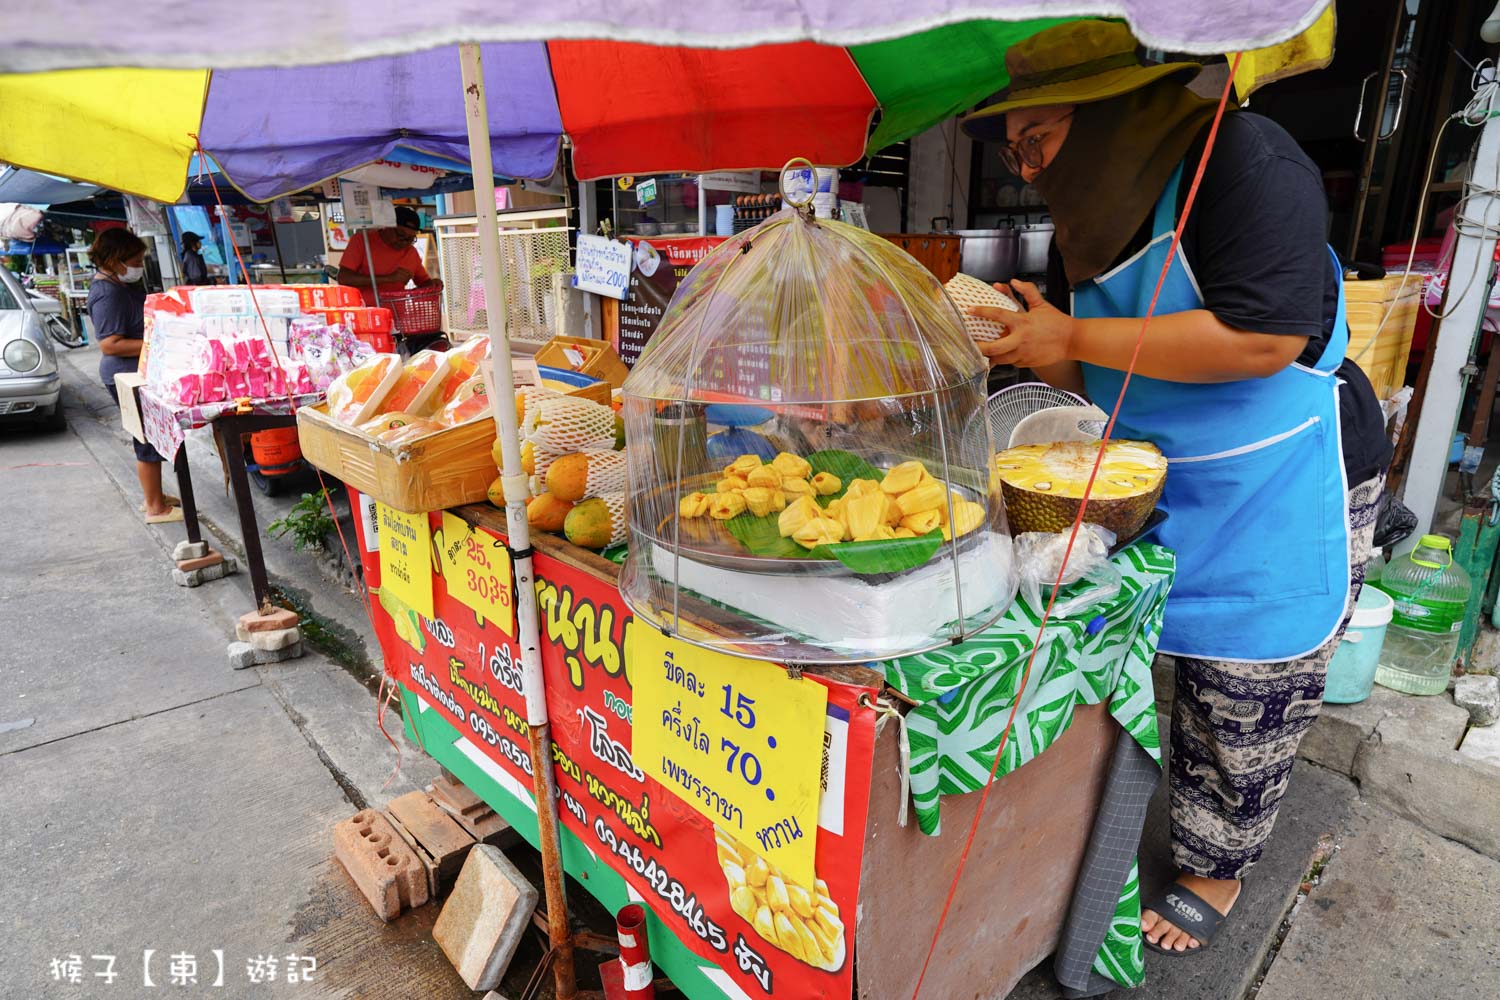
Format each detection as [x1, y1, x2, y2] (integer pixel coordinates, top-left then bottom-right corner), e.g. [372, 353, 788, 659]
[1324, 586, 1394, 704]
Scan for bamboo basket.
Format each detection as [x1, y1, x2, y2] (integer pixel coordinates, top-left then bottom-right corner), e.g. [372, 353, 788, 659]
[297, 403, 497, 514]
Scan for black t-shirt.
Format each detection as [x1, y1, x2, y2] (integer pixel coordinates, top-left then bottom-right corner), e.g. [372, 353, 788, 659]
[1045, 111, 1388, 481]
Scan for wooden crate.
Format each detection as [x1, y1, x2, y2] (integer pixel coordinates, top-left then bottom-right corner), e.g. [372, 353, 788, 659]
[880, 233, 962, 283]
[297, 403, 497, 514]
[1345, 274, 1422, 399]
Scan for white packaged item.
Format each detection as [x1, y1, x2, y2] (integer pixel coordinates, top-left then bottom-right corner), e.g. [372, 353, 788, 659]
[144, 317, 210, 387]
[189, 286, 300, 317]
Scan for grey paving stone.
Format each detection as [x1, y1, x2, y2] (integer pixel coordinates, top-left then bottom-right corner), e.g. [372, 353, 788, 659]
[1454, 673, 1500, 726]
[1256, 801, 1500, 1000]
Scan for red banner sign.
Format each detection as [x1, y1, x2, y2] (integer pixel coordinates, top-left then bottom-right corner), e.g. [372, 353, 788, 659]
[368, 508, 877, 999]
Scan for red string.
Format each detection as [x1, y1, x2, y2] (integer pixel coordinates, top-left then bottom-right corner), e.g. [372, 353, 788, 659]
[908, 52, 1244, 999]
[190, 138, 406, 775]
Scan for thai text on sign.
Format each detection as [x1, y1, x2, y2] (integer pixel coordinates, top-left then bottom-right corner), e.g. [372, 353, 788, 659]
[435, 512, 515, 637]
[631, 628, 827, 887]
[376, 502, 433, 619]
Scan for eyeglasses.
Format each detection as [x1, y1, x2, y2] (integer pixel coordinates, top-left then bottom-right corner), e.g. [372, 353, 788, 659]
[998, 111, 1074, 176]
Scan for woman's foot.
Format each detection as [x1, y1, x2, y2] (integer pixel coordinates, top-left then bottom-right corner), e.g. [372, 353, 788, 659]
[1141, 873, 1241, 952]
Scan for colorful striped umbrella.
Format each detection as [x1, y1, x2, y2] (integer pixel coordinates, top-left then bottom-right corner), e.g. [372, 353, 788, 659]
[0, 6, 1332, 203]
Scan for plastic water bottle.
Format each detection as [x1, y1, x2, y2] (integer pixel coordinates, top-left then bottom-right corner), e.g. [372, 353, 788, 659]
[1372, 534, 1471, 696]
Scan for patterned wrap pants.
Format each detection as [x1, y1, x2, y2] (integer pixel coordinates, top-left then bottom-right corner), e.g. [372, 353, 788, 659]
[1168, 475, 1384, 881]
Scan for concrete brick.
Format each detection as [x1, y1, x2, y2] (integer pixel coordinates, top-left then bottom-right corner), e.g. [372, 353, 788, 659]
[171, 540, 208, 561]
[386, 791, 476, 897]
[176, 551, 224, 573]
[1460, 722, 1500, 768]
[239, 626, 301, 651]
[172, 558, 236, 588]
[433, 845, 537, 991]
[1353, 711, 1500, 861]
[1468, 625, 1500, 675]
[1298, 685, 1469, 776]
[332, 809, 429, 922]
[1454, 674, 1500, 726]
[238, 607, 299, 634]
[227, 642, 256, 670]
[251, 641, 303, 665]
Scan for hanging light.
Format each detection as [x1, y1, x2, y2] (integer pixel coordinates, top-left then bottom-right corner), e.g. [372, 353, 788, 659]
[1483, 1, 1500, 44]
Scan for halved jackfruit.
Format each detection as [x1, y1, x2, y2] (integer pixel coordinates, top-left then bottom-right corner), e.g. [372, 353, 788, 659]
[993, 440, 1166, 536]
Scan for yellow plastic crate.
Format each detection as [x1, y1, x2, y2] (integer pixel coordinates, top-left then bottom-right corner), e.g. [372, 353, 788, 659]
[1344, 274, 1421, 399]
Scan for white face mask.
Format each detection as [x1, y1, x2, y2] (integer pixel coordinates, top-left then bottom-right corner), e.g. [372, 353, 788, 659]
[118, 265, 144, 283]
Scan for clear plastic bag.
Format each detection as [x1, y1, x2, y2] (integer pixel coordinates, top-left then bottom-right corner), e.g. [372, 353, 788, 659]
[1015, 525, 1121, 619]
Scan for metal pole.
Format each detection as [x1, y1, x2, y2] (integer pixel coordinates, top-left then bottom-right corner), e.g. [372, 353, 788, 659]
[268, 217, 289, 283]
[1401, 115, 1500, 551]
[458, 42, 578, 1000]
[697, 174, 708, 236]
[577, 161, 600, 340]
[362, 228, 383, 309]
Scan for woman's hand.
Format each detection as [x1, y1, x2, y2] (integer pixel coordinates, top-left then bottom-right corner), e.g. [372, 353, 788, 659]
[971, 279, 1077, 369]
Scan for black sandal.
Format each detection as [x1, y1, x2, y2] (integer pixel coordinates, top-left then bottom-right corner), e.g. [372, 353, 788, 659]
[1141, 883, 1229, 956]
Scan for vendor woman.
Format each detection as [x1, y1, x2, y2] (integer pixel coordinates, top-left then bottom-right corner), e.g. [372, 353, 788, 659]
[963, 21, 1389, 956]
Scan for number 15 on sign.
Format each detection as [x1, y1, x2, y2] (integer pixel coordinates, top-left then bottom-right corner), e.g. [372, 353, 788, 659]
[631, 628, 826, 886]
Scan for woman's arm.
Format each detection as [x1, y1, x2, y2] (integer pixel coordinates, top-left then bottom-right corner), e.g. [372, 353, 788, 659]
[98, 334, 142, 358]
[972, 280, 1307, 383]
[337, 264, 413, 288]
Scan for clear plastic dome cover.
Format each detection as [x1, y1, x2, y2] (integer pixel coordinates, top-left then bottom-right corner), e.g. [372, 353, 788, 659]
[620, 206, 1017, 663]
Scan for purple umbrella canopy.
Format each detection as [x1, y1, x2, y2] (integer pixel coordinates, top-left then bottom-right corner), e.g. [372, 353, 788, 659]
[201, 44, 563, 200]
[3, 1, 1331, 71]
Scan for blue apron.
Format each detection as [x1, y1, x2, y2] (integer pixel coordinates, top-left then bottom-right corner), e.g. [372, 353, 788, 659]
[1075, 164, 1351, 662]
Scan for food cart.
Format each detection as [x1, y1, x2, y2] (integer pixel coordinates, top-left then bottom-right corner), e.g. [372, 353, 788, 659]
[326, 188, 1177, 999]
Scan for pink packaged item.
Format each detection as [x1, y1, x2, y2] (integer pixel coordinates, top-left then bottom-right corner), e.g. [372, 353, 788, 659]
[266, 365, 287, 397]
[231, 338, 253, 371]
[289, 364, 315, 395]
[204, 339, 232, 372]
[225, 370, 250, 398]
[168, 374, 201, 406]
[200, 372, 228, 403]
[246, 367, 270, 400]
[246, 338, 273, 367]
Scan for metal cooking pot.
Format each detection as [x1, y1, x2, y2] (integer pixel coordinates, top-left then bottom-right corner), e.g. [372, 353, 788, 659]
[933, 217, 1017, 284]
[1017, 219, 1055, 276]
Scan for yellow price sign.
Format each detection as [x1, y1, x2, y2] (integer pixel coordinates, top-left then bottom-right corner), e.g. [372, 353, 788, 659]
[630, 628, 827, 886]
[435, 512, 515, 637]
[376, 503, 434, 620]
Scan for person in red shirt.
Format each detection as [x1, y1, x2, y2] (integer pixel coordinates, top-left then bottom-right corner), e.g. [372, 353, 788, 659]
[336, 206, 442, 307]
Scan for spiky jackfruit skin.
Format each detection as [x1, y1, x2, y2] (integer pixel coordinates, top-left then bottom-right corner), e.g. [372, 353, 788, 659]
[993, 440, 1165, 537]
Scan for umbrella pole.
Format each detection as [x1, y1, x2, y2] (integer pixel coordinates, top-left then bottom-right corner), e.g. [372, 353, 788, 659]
[458, 42, 578, 1000]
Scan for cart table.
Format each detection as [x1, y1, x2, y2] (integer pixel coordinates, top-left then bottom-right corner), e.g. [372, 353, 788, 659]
[139, 387, 323, 608]
[352, 499, 1172, 1000]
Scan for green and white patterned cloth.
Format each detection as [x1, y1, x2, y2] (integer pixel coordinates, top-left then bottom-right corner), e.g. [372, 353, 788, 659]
[877, 541, 1175, 990]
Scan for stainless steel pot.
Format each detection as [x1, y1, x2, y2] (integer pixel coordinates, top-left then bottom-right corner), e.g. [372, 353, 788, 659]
[1017, 220, 1055, 275]
[933, 218, 1018, 284]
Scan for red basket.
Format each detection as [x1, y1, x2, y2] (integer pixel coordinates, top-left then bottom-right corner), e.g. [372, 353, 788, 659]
[384, 286, 444, 336]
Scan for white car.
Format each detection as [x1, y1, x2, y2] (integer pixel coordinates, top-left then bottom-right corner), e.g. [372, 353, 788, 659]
[0, 267, 63, 429]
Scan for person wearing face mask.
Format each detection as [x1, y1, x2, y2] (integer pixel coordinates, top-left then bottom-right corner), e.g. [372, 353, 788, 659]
[960, 21, 1390, 961]
[88, 228, 179, 522]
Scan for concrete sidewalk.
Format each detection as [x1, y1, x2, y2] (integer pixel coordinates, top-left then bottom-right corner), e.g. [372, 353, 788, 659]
[0, 383, 464, 997]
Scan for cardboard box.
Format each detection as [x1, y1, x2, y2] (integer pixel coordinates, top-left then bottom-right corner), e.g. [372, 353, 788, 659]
[114, 371, 148, 444]
[534, 335, 630, 389]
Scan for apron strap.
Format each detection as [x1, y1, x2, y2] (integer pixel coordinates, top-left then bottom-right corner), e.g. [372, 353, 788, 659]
[1151, 163, 1186, 240]
[1305, 245, 1350, 373]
